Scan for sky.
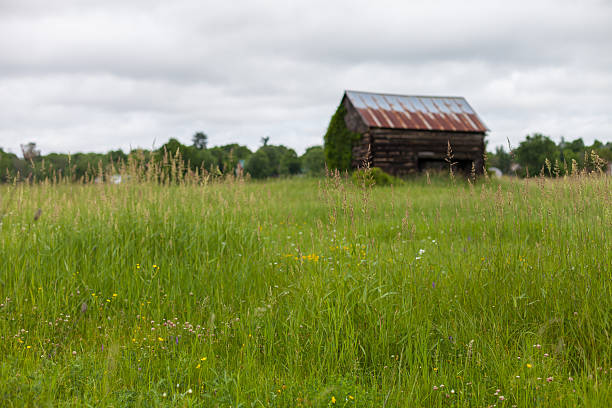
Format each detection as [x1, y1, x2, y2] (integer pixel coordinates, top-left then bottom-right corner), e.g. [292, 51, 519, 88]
[1, 0, 611, 156]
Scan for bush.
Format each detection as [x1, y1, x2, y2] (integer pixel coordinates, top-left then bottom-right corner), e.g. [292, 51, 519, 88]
[300, 146, 325, 176]
[351, 167, 396, 187]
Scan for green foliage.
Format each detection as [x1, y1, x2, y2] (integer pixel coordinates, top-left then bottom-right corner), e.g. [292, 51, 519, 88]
[300, 145, 326, 176]
[244, 149, 272, 179]
[489, 135, 612, 177]
[487, 146, 513, 174]
[515, 133, 560, 176]
[324, 103, 362, 171]
[0, 148, 18, 181]
[209, 144, 253, 173]
[351, 167, 396, 187]
[245, 145, 301, 179]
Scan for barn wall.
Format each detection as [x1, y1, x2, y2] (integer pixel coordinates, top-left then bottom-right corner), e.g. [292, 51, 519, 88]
[352, 128, 485, 175]
[343, 97, 369, 134]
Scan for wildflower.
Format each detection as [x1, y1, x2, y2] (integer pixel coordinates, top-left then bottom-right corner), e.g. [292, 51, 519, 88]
[433, 386, 439, 390]
[158, 337, 164, 342]
[544, 353, 549, 357]
[499, 396, 505, 401]
[162, 392, 167, 397]
[201, 357, 207, 361]
[72, 351, 77, 355]
[331, 396, 336, 404]
[112, 293, 117, 297]
[546, 377, 553, 382]
[187, 388, 192, 394]
[348, 395, 354, 400]
[418, 249, 425, 255]
[450, 389, 455, 394]
[568, 377, 574, 382]
[196, 364, 201, 369]
[432, 282, 436, 288]
[526, 363, 533, 368]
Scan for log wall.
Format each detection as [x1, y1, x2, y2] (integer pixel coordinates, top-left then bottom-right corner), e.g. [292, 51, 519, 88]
[351, 128, 485, 176]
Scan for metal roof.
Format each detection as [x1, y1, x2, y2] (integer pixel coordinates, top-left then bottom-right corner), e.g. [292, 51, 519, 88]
[345, 90, 488, 133]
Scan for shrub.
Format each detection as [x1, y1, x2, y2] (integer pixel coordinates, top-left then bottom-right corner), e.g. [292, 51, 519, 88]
[351, 167, 396, 187]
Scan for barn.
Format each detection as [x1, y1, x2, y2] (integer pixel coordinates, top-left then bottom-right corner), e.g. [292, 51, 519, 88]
[325, 90, 488, 175]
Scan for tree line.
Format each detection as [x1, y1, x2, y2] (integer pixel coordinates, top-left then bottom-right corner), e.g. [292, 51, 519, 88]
[0, 133, 327, 182]
[1, 132, 610, 182]
[487, 134, 611, 176]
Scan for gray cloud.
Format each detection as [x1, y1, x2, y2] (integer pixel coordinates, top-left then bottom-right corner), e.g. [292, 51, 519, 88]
[1, 0, 611, 156]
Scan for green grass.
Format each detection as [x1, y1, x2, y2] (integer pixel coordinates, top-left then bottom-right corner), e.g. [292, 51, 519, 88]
[0, 173, 610, 407]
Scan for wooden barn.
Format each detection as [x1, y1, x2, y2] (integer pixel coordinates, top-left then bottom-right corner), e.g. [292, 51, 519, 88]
[335, 90, 488, 175]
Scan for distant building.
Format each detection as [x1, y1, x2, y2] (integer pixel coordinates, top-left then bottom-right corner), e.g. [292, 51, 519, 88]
[335, 90, 488, 175]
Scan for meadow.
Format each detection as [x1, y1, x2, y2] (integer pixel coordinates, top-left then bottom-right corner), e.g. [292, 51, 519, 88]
[0, 168, 610, 407]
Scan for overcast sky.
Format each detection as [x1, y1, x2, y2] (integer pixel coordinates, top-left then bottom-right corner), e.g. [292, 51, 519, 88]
[1, 0, 611, 156]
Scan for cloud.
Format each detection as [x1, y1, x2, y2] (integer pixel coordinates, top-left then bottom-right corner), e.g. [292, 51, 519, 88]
[0, 0, 611, 156]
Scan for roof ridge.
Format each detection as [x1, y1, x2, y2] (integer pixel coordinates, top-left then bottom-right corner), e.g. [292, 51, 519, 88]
[345, 89, 466, 100]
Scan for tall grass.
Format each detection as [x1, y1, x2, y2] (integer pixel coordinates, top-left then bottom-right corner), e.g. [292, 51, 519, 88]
[0, 167, 610, 407]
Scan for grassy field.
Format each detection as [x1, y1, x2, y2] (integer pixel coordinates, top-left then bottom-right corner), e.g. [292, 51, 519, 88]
[0, 171, 610, 407]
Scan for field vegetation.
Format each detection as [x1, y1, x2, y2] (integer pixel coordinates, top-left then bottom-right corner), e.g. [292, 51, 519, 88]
[0, 162, 610, 406]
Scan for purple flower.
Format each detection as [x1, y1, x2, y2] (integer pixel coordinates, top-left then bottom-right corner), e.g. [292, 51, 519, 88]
[175, 336, 179, 345]
[101, 344, 104, 351]
[432, 282, 436, 289]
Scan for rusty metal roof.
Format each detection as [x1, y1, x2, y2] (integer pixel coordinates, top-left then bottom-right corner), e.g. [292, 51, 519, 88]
[345, 90, 488, 133]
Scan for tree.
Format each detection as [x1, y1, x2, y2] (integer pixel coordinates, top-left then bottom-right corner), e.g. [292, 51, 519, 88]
[20, 142, 41, 161]
[192, 132, 208, 150]
[261, 136, 270, 147]
[514, 133, 559, 176]
[208, 144, 252, 173]
[245, 149, 272, 179]
[279, 149, 301, 176]
[301, 145, 326, 176]
[487, 146, 513, 174]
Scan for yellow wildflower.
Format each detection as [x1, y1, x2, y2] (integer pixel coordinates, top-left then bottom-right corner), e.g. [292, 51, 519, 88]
[331, 396, 336, 404]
